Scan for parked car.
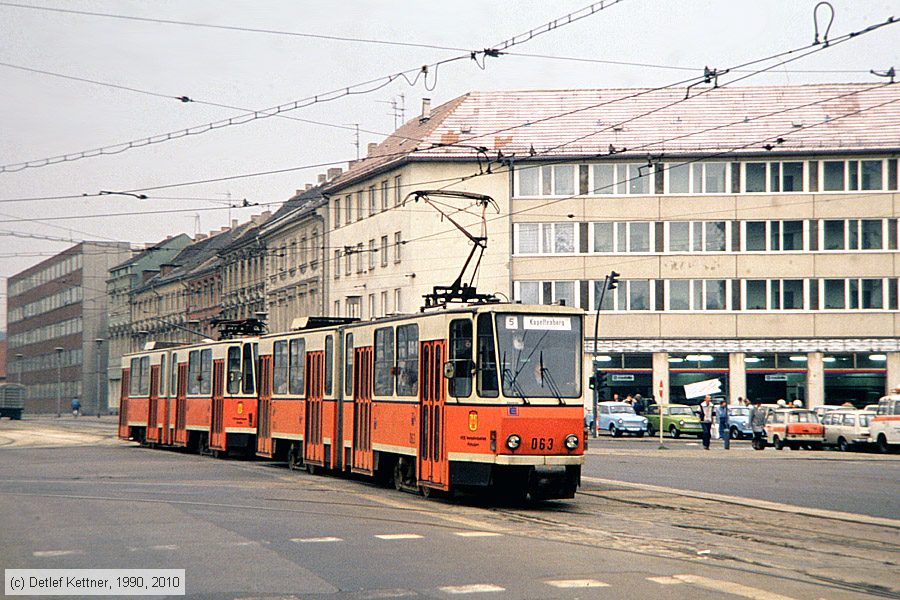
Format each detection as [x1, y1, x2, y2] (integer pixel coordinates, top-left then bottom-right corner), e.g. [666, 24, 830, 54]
[823, 410, 874, 451]
[646, 404, 702, 438]
[870, 391, 900, 453]
[596, 401, 648, 437]
[727, 405, 753, 439]
[765, 409, 825, 450]
[813, 405, 845, 423]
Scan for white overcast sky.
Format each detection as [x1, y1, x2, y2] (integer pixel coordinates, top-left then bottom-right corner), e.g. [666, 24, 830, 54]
[1, 0, 899, 327]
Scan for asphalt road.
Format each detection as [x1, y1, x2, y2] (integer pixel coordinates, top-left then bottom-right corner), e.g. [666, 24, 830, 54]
[583, 435, 900, 519]
[1, 418, 898, 599]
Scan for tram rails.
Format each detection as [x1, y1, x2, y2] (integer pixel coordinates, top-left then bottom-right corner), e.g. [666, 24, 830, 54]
[119, 302, 585, 500]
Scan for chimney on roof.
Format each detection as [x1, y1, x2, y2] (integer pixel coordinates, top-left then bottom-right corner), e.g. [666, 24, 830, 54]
[367, 142, 378, 157]
[305, 183, 313, 191]
[220, 226, 229, 233]
[232, 219, 238, 228]
[317, 173, 327, 184]
[348, 159, 358, 169]
[420, 98, 432, 123]
[326, 167, 343, 180]
[251, 211, 272, 225]
[141, 268, 160, 283]
[195, 233, 207, 241]
[159, 264, 176, 277]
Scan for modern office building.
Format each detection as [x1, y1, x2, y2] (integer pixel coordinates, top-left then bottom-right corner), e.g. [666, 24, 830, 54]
[323, 84, 900, 407]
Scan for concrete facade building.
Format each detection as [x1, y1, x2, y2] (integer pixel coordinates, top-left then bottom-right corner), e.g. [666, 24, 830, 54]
[6, 242, 132, 414]
[322, 84, 900, 408]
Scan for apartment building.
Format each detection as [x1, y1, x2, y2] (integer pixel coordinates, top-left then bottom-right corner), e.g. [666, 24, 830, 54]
[6, 242, 132, 414]
[324, 84, 900, 408]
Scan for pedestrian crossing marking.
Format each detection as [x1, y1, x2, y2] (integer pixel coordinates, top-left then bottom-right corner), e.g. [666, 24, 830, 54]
[545, 579, 609, 588]
[438, 584, 505, 594]
[290, 536, 343, 543]
[453, 531, 502, 537]
[647, 576, 683, 585]
[375, 533, 423, 540]
[33, 550, 79, 557]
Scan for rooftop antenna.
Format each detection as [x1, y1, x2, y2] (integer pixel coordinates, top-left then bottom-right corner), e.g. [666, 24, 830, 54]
[344, 123, 360, 160]
[403, 189, 501, 309]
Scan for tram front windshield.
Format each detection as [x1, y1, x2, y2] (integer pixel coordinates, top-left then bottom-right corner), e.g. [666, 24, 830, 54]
[495, 314, 581, 399]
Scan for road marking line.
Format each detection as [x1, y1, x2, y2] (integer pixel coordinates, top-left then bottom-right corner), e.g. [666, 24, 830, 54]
[581, 475, 900, 530]
[647, 576, 683, 585]
[673, 574, 798, 600]
[33, 550, 79, 557]
[375, 534, 423, 540]
[150, 544, 178, 550]
[453, 531, 502, 537]
[545, 579, 609, 588]
[290, 537, 343, 543]
[438, 584, 505, 594]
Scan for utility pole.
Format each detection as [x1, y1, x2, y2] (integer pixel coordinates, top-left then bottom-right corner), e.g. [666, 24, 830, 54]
[590, 271, 619, 438]
[95, 339, 104, 417]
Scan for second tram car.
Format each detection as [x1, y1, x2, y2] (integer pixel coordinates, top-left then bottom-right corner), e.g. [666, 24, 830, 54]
[119, 302, 585, 500]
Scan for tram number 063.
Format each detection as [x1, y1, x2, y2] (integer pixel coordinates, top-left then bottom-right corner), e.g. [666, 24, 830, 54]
[530, 437, 553, 450]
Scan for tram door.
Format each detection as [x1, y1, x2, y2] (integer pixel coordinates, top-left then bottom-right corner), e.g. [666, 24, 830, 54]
[256, 356, 274, 457]
[305, 351, 325, 466]
[146, 365, 161, 443]
[174, 363, 188, 446]
[210, 361, 226, 451]
[118, 371, 130, 439]
[418, 340, 447, 489]
[352, 347, 373, 473]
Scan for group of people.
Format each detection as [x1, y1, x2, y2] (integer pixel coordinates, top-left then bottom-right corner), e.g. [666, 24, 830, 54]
[611, 392, 646, 415]
[697, 395, 770, 450]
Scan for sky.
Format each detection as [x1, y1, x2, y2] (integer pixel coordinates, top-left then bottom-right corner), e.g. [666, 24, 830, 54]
[1, 0, 899, 327]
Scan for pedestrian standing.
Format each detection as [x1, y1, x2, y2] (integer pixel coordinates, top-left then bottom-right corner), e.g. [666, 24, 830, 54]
[698, 395, 714, 450]
[70, 397, 81, 417]
[750, 399, 766, 450]
[716, 399, 730, 449]
[633, 393, 644, 415]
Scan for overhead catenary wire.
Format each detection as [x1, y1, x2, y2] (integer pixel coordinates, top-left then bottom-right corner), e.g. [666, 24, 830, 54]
[0, 0, 627, 174]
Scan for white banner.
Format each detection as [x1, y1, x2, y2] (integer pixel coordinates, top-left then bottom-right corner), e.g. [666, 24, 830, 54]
[683, 378, 722, 399]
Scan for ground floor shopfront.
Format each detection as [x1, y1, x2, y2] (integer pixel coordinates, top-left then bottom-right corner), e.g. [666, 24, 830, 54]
[588, 338, 900, 408]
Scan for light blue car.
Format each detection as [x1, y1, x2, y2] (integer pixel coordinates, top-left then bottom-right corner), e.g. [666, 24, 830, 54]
[598, 401, 648, 437]
[727, 406, 753, 439]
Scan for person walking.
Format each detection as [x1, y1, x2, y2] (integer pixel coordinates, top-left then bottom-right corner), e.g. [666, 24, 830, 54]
[716, 399, 730, 449]
[70, 397, 81, 417]
[750, 399, 766, 450]
[698, 395, 714, 450]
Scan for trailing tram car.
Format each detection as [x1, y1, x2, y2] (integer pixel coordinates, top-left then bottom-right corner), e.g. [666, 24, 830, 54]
[119, 337, 260, 456]
[120, 303, 586, 500]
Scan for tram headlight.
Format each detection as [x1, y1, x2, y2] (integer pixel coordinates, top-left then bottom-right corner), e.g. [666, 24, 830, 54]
[565, 434, 579, 450]
[506, 434, 521, 450]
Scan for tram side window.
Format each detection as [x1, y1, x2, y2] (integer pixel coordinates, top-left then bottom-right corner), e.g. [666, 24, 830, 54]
[448, 319, 473, 397]
[188, 351, 201, 395]
[160, 354, 167, 397]
[170, 353, 178, 397]
[325, 335, 334, 395]
[289, 339, 306, 395]
[396, 324, 419, 396]
[273, 341, 288, 394]
[227, 346, 242, 394]
[242, 343, 256, 394]
[477, 314, 499, 397]
[139, 356, 150, 396]
[129, 357, 148, 396]
[199, 349, 212, 395]
[374, 327, 394, 396]
[345, 333, 354, 396]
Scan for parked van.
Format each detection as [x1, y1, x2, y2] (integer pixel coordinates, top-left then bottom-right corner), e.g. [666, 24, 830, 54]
[823, 410, 874, 451]
[870, 392, 900, 453]
[765, 409, 825, 450]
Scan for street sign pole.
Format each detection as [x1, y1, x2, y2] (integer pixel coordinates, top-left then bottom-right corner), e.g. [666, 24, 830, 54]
[591, 271, 619, 438]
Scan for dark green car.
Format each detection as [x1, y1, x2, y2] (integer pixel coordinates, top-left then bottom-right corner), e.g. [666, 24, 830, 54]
[646, 404, 703, 438]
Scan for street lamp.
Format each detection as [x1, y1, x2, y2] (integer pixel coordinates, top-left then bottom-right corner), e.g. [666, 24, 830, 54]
[95, 339, 104, 418]
[54, 346, 64, 418]
[590, 271, 619, 438]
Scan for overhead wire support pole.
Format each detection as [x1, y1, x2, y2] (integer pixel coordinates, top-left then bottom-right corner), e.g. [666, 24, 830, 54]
[591, 271, 618, 438]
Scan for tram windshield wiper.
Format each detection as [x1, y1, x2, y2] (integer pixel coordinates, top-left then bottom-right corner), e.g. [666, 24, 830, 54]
[539, 351, 564, 405]
[501, 351, 529, 404]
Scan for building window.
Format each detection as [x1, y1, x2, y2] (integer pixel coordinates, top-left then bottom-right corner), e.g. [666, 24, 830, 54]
[743, 279, 805, 310]
[394, 232, 402, 263]
[514, 223, 576, 254]
[516, 164, 577, 196]
[380, 291, 388, 316]
[513, 280, 579, 307]
[394, 288, 402, 313]
[357, 191, 364, 220]
[381, 180, 389, 211]
[592, 163, 651, 195]
[380, 235, 388, 267]
[369, 186, 376, 216]
[820, 159, 890, 192]
[334, 199, 341, 228]
[743, 220, 805, 251]
[590, 222, 655, 253]
[664, 221, 728, 252]
[394, 175, 402, 206]
[345, 248, 352, 276]
[744, 162, 804, 193]
[346, 195, 353, 224]
[665, 161, 728, 193]
[356, 243, 363, 273]
[368, 239, 376, 270]
[368, 293, 375, 319]
[334, 250, 341, 279]
[822, 219, 888, 251]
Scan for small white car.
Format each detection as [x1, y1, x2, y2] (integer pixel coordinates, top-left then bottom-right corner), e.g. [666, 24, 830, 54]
[870, 392, 900, 453]
[822, 410, 874, 451]
[765, 409, 825, 450]
[597, 401, 648, 437]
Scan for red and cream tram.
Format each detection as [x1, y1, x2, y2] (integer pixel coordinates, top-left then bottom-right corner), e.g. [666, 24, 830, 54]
[120, 303, 585, 500]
